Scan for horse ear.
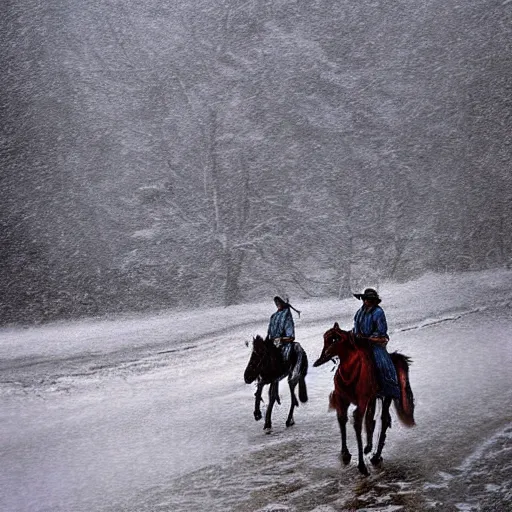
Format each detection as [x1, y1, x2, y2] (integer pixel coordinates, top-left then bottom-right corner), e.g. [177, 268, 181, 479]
[334, 322, 340, 329]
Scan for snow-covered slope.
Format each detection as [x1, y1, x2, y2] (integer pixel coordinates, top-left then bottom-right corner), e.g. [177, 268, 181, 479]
[1, 269, 511, 511]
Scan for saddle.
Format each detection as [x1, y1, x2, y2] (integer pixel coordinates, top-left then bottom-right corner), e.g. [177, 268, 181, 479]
[272, 336, 295, 348]
[355, 334, 388, 347]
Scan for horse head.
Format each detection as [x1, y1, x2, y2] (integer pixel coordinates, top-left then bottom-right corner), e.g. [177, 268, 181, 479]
[244, 335, 267, 384]
[313, 322, 352, 367]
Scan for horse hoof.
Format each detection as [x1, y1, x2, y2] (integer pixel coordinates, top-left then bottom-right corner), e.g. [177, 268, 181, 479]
[370, 455, 383, 466]
[286, 418, 295, 427]
[341, 452, 352, 465]
[264, 427, 272, 434]
[264, 423, 272, 431]
[358, 463, 369, 476]
[364, 445, 372, 455]
[254, 411, 262, 421]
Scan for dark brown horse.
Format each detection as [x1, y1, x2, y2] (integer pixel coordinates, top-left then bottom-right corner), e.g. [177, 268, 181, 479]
[314, 323, 415, 475]
[244, 335, 308, 431]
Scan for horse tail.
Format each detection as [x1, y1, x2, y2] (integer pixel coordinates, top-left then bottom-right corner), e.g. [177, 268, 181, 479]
[298, 351, 308, 403]
[298, 376, 308, 403]
[390, 352, 416, 427]
[328, 391, 336, 410]
[328, 390, 345, 413]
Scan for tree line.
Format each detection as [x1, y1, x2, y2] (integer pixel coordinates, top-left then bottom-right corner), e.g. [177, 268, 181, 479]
[1, 0, 511, 324]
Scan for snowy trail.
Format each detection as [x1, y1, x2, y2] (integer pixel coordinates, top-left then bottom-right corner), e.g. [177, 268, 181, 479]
[1, 297, 509, 395]
[151, 307, 512, 512]
[0, 270, 511, 512]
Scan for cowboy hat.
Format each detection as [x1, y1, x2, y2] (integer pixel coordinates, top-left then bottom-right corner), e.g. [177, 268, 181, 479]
[353, 288, 381, 303]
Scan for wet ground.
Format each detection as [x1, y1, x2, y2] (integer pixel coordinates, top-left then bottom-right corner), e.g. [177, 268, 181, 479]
[1, 278, 511, 512]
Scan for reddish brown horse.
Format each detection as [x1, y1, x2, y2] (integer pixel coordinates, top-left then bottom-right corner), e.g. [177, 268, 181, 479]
[314, 323, 415, 475]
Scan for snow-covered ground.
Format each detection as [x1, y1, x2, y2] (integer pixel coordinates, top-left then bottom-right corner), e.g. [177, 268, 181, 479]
[1, 269, 511, 512]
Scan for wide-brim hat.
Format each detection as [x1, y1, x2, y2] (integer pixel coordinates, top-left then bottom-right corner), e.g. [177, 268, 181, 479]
[273, 296, 301, 317]
[273, 296, 287, 307]
[353, 288, 381, 303]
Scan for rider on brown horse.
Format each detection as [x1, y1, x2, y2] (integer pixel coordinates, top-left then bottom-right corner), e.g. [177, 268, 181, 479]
[352, 288, 401, 399]
[267, 296, 303, 385]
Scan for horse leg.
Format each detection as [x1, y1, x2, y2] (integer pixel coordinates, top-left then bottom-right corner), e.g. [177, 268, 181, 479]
[286, 380, 299, 427]
[264, 381, 278, 431]
[334, 398, 351, 465]
[364, 397, 377, 454]
[370, 397, 392, 466]
[353, 404, 369, 476]
[253, 381, 264, 421]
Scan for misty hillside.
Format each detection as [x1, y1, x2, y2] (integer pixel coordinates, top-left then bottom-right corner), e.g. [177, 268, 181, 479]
[1, 0, 511, 325]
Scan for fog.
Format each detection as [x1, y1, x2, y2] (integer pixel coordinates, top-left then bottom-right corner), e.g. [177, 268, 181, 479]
[1, 4, 511, 509]
[1, 1, 511, 325]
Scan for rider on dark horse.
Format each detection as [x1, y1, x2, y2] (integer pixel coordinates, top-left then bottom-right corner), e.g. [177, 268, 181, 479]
[267, 296, 303, 385]
[352, 288, 401, 399]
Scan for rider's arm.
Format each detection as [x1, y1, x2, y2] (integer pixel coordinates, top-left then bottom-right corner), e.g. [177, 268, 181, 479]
[282, 310, 295, 341]
[353, 308, 362, 336]
[267, 312, 276, 339]
[370, 308, 389, 342]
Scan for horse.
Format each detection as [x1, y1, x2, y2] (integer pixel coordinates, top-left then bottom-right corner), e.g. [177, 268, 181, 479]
[244, 335, 309, 431]
[313, 322, 415, 475]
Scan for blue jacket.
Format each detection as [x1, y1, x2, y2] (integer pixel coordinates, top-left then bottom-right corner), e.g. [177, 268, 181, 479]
[353, 305, 388, 339]
[353, 305, 399, 398]
[267, 308, 295, 340]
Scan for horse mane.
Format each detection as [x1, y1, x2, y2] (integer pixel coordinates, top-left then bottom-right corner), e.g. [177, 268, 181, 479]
[328, 325, 378, 393]
[253, 334, 282, 365]
[352, 335, 372, 350]
[329, 325, 373, 356]
[254, 334, 276, 351]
